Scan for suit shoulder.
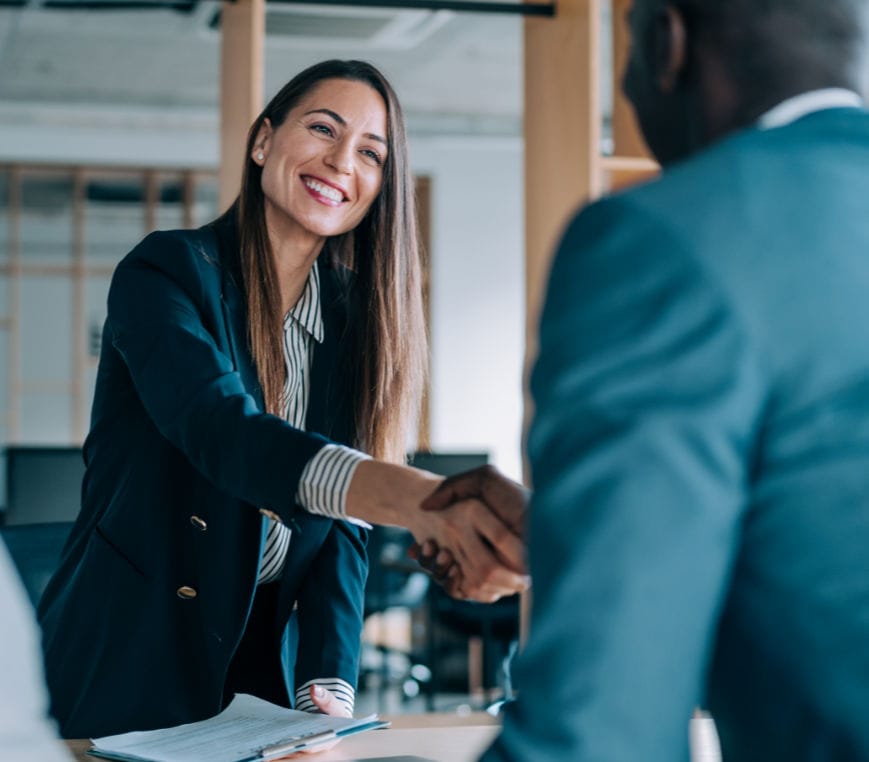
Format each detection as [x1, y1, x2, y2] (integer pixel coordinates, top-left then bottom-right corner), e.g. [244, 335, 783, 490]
[613, 125, 775, 218]
[117, 226, 223, 287]
[123, 226, 219, 270]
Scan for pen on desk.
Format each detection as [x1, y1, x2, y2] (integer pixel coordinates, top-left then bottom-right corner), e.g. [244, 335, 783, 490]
[259, 730, 338, 760]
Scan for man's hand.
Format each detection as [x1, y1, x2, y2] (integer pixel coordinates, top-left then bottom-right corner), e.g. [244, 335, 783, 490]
[408, 539, 462, 596]
[409, 466, 531, 598]
[347, 460, 528, 602]
[345, 460, 528, 603]
[417, 497, 529, 602]
[421, 465, 529, 536]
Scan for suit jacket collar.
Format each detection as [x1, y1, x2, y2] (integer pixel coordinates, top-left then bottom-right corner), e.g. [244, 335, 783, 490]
[210, 213, 264, 410]
[208, 212, 356, 446]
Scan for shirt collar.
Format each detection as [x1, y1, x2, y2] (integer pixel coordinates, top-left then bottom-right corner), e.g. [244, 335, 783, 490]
[284, 263, 324, 344]
[758, 88, 865, 130]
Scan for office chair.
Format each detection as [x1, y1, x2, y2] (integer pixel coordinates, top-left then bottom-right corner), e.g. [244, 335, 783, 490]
[361, 525, 432, 708]
[4, 446, 84, 525]
[0, 522, 73, 608]
[404, 451, 522, 709]
[425, 589, 520, 707]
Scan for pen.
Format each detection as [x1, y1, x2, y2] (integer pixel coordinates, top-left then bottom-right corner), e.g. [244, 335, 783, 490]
[259, 730, 338, 759]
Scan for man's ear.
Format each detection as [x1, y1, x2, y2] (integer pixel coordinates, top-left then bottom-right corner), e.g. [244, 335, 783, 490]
[654, 5, 688, 93]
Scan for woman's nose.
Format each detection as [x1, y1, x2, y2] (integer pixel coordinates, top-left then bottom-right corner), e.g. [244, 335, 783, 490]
[325, 141, 354, 174]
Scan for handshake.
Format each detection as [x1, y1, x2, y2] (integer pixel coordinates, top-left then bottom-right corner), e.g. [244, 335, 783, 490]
[408, 465, 531, 604]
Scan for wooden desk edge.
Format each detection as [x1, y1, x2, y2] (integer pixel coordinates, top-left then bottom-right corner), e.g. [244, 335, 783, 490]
[65, 712, 501, 760]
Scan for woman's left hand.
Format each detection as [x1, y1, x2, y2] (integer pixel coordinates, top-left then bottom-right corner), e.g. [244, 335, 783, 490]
[308, 684, 352, 718]
[286, 685, 350, 756]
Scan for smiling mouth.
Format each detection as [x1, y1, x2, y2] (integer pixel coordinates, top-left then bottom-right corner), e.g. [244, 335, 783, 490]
[302, 177, 347, 204]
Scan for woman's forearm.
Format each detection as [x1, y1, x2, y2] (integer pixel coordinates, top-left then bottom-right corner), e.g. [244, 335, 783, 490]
[345, 459, 441, 534]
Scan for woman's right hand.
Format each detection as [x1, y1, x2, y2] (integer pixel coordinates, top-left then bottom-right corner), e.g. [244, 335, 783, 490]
[345, 460, 528, 602]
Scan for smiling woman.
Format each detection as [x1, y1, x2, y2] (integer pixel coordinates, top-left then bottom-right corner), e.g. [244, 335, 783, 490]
[235, 61, 420, 459]
[254, 80, 388, 250]
[36, 59, 528, 741]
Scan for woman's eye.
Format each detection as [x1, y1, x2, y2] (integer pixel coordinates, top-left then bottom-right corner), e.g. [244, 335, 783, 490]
[311, 123, 334, 137]
[361, 149, 383, 165]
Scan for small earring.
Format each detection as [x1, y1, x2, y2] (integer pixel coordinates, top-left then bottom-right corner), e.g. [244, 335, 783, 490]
[256, 151, 264, 162]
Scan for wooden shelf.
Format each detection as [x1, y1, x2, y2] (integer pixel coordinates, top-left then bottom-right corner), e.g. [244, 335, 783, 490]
[599, 155, 659, 172]
[600, 154, 659, 191]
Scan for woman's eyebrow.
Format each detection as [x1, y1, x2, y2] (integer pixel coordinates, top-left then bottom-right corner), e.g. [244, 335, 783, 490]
[304, 108, 387, 146]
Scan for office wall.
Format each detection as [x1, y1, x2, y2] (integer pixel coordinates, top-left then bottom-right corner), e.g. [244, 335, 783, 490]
[0, 113, 526, 483]
[411, 137, 525, 480]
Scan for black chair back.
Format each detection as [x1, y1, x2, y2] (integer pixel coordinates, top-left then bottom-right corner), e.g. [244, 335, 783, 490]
[364, 526, 429, 617]
[0, 522, 73, 608]
[4, 446, 84, 525]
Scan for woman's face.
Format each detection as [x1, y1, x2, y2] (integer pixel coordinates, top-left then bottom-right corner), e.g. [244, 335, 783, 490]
[253, 77, 389, 248]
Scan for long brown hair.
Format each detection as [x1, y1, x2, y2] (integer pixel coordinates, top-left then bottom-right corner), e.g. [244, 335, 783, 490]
[229, 59, 426, 463]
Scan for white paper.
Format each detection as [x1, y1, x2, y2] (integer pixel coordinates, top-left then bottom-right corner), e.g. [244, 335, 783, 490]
[89, 694, 386, 762]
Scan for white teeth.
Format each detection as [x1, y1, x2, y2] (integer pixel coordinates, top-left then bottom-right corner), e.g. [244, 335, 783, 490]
[304, 178, 343, 202]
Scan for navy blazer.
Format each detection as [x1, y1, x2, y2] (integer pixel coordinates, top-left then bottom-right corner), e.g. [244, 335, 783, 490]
[485, 107, 869, 761]
[38, 214, 368, 738]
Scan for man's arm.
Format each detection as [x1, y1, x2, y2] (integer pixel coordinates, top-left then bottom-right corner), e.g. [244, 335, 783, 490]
[484, 196, 765, 760]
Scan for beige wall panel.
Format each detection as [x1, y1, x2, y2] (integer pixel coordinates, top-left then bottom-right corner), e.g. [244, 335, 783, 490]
[524, 0, 602, 464]
[219, 0, 265, 213]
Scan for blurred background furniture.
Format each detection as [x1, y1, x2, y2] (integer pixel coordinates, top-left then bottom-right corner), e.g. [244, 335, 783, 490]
[362, 451, 516, 712]
[0, 521, 73, 607]
[406, 451, 520, 710]
[0, 446, 82, 607]
[426, 592, 520, 709]
[360, 524, 432, 709]
[3, 446, 84, 526]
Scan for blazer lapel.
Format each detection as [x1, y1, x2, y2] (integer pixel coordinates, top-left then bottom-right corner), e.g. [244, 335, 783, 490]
[212, 216, 265, 411]
[306, 259, 355, 445]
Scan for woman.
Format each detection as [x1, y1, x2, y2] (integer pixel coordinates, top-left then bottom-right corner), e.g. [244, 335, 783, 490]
[38, 59, 526, 740]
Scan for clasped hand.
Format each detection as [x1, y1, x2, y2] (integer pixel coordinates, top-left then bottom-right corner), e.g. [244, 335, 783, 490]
[410, 465, 530, 603]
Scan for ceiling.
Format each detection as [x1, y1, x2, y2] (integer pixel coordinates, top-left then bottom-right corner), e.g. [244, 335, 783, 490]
[0, 0, 533, 138]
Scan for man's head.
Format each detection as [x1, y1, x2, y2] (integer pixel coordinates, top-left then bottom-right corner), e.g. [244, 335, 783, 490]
[623, 0, 869, 165]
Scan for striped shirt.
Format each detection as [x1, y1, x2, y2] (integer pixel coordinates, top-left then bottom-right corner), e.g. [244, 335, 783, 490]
[256, 262, 369, 716]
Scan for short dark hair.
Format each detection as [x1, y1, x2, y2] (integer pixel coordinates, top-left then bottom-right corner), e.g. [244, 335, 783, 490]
[677, 0, 869, 95]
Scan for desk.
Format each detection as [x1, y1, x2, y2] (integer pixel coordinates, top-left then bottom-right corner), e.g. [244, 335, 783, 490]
[65, 713, 500, 762]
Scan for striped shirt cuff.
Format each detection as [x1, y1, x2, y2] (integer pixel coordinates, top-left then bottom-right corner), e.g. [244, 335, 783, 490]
[295, 678, 355, 717]
[296, 445, 372, 527]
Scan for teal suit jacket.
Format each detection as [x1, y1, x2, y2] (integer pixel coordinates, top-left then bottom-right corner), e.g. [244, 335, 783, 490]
[486, 107, 869, 761]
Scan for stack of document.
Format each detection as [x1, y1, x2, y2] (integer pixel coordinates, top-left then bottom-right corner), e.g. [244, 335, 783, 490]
[88, 693, 389, 762]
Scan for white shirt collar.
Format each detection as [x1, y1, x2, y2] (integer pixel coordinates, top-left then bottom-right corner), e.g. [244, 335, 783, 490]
[758, 88, 865, 129]
[284, 263, 325, 344]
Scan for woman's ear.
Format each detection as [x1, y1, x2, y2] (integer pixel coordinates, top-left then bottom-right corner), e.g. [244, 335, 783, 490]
[654, 5, 688, 93]
[251, 118, 273, 165]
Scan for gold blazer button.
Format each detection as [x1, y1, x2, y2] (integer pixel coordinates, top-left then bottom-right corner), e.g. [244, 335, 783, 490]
[190, 515, 207, 531]
[259, 508, 282, 524]
[176, 586, 198, 600]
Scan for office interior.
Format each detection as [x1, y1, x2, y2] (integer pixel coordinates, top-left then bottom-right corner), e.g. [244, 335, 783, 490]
[0, 0, 655, 717]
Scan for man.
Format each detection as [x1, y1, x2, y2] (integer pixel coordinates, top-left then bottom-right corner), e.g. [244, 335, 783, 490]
[0, 539, 72, 760]
[425, 0, 869, 758]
